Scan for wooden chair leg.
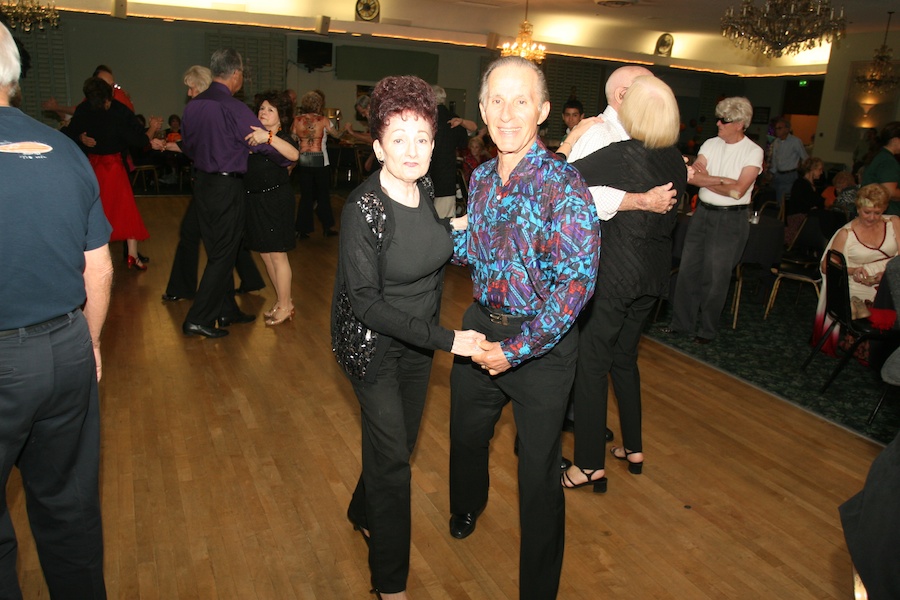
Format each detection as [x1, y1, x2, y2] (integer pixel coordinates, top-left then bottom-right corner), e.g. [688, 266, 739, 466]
[764, 275, 782, 319]
[731, 266, 743, 330]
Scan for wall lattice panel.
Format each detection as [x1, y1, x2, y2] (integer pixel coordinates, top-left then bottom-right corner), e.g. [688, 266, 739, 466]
[206, 32, 286, 103]
[543, 56, 606, 142]
[13, 27, 68, 126]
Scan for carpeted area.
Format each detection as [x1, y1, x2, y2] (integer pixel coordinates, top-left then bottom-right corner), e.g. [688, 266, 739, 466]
[645, 270, 900, 444]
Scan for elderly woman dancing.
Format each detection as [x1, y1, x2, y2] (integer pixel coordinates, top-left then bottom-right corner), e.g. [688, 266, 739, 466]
[561, 75, 687, 491]
[244, 90, 300, 325]
[331, 75, 484, 600]
[67, 76, 161, 270]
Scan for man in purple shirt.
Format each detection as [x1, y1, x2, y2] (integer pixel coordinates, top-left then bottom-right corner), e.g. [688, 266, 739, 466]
[447, 56, 600, 599]
[179, 48, 285, 337]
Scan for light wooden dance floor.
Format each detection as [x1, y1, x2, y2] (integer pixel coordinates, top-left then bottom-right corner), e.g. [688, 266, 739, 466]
[8, 194, 883, 599]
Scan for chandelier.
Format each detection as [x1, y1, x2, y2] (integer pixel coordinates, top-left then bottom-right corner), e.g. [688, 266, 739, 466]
[0, 0, 59, 32]
[855, 11, 899, 94]
[721, 0, 845, 59]
[500, 0, 546, 65]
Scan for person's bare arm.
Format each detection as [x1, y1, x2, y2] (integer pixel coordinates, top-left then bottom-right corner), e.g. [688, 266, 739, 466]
[617, 183, 678, 213]
[690, 155, 758, 200]
[83, 244, 114, 381]
[881, 181, 900, 200]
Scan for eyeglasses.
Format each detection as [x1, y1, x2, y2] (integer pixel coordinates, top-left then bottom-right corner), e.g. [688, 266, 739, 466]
[717, 116, 735, 124]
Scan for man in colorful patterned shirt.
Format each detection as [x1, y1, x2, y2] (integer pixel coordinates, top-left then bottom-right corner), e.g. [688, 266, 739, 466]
[446, 56, 600, 600]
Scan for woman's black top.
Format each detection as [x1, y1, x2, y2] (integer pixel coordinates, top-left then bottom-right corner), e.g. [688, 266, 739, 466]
[572, 139, 687, 299]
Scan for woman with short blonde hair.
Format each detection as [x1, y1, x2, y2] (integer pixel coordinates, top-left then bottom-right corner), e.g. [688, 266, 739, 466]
[182, 65, 212, 98]
[617, 75, 680, 149]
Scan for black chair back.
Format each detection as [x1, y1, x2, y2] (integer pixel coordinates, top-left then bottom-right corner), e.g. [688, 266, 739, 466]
[789, 214, 827, 255]
[824, 249, 854, 326]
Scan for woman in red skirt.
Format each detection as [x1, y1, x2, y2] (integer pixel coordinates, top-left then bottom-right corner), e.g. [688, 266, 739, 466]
[67, 77, 160, 269]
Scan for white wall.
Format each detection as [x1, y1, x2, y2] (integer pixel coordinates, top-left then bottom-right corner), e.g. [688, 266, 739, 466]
[816, 31, 900, 168]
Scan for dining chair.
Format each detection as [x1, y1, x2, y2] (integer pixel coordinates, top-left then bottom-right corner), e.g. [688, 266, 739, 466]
[764, 216, 825, 319]
[800, 250, 900, 392]
[759, 198, 785, 222]
[131, 164, 159, 194]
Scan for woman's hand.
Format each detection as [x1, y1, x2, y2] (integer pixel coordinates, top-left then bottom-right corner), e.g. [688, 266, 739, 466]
[564, 115, 603, 148]
[245, 126, 270, 146]
[450, 214, 468, 231]
[451, 329, 487, 357]
[79, 132, 97, 148]
[853, 267, 882, 286]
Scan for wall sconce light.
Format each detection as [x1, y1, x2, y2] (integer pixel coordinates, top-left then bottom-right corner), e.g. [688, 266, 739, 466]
[859, 102, 876, 118]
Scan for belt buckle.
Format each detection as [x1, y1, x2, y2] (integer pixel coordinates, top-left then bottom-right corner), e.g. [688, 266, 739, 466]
[489, 312, 508, 326]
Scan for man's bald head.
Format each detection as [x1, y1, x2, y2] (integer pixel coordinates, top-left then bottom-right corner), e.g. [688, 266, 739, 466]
[604, 65, 653, 110]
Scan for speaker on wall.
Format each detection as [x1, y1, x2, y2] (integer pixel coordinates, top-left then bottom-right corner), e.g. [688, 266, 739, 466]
[315, 15, 330, 35]
[112, 0, 127, 19]
[486, 32, 500, 50]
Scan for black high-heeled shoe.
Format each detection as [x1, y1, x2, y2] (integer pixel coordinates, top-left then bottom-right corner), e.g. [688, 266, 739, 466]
[347, 510, 370, 548]
[610, 446, 643, 475]
[561, 465, 607, 493]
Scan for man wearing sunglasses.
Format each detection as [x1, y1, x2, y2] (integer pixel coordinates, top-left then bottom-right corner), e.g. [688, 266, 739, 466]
[663, 97, 763, 344]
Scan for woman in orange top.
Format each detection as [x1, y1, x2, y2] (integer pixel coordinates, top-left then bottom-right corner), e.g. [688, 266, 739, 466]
[292, 91, 340, 238]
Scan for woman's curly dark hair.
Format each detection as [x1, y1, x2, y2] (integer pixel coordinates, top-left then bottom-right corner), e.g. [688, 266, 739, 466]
[253, 89, 294, 132]
[368, 76, 436, 143]
[83, 76, 112, 110]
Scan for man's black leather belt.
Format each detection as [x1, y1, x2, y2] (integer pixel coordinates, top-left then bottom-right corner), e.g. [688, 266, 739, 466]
[0, 311, 74, 339]
[699, 201, 749, 212]
[477, 303, 531, 326]
[777, 169, 797, 174]
[198, 170, 244, 178]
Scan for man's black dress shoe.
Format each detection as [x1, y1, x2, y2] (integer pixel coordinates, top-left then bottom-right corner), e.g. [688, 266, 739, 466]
[449, 506, 484, 539]
[183, 322, 228, 338]
[217, 312, 256, 327]
[324, 229, 339, 237]
[162, 293, 191, 302]
[693, 336, 713, 345]
[658, 326, 679, 335]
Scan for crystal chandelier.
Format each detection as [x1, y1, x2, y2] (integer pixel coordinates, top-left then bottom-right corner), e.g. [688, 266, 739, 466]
[721, 0, 845, 59]
[500, 0, 546, 65]
[0, 0, 60, 32]
[855, 11, 899, 94]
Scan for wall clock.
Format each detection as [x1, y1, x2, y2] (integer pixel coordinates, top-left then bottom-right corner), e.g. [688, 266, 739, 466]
[356, 0, 381, 22]
[654, 33, 674, 57]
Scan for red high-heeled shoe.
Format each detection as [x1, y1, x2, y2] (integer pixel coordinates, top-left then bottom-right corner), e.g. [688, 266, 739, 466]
[127, 255, 148, 271]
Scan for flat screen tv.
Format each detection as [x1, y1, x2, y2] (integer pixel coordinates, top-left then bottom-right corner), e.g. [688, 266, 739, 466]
[298, 39, 333, 72]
